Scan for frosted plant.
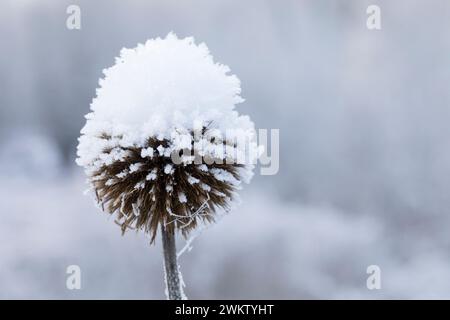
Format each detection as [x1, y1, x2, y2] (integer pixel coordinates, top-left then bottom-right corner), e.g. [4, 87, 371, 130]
[76, 33, 259, 300]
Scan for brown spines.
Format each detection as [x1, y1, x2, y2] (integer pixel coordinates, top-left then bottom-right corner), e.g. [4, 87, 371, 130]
[90, 130, 242, 243]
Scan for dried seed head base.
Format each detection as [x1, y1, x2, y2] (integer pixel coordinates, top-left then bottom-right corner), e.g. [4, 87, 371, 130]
[90, 132, 243, 243]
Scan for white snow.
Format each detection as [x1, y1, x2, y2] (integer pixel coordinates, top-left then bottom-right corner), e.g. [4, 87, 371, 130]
[141, 147, 154, 158]
[200, 183, 211, 192]
[91, 32, 244, 134]
[76, 33, 259, 185]
[134, 181, 146, 190]
[164, 164, 174, 175]
[105, 179, 115, 186]
[116, 170, 129, 179]
[211, 168, 240, 186]
[178, 192, 187, 203]
[146, 169, 158, 181]
[187, 175, 200, 185]
[156, 145, 165, 156]
[129, 163, 142, 173]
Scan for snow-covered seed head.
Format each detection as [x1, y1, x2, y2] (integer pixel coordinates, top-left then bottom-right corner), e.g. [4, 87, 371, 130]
[76, 33, 259, 243]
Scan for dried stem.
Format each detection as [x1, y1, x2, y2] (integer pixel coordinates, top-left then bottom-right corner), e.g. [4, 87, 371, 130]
[161, 224, 183, 300]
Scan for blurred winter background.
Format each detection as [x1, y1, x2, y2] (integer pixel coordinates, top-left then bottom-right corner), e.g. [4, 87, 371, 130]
[1, 0, 450, 299]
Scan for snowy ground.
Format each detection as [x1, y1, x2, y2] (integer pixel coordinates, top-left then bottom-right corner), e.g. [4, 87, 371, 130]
[2, 171, 450, 299]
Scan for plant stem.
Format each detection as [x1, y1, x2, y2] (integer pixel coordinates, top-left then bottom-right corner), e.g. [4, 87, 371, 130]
[161, 224, 183, 300]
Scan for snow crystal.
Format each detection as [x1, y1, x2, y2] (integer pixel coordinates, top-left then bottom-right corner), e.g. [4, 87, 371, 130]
[146, 169, 158, 181]
[200, 183, 211, 192]
[141, 147, 154, 158]
[187, 175, 200, 184]
[134, 181, 146, 190]
[214, 191, 227, 198]
[157, 145, 165, 156]
[211, 168, 240, 185]
[178, 192, 187, 203]
[164, 164, 174, 175]
[129, 163, 142, 173]
[116, 170, 129, 179]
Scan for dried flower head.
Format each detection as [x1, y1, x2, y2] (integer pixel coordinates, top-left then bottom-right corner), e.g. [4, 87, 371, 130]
[77, 33, 259, 242]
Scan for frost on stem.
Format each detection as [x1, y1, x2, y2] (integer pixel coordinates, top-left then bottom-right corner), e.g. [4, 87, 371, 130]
[161, 224, 185, 300]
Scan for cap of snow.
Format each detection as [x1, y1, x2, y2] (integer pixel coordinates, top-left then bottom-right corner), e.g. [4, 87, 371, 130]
[77, 33, 258, 180]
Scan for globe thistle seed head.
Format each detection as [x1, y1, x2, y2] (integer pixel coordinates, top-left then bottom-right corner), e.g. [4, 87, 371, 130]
[77, 33, 259, 242]
[90, 130, 246, 242]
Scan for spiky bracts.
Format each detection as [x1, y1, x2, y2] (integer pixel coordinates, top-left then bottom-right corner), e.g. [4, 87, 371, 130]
[87, 129, 244, 243]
